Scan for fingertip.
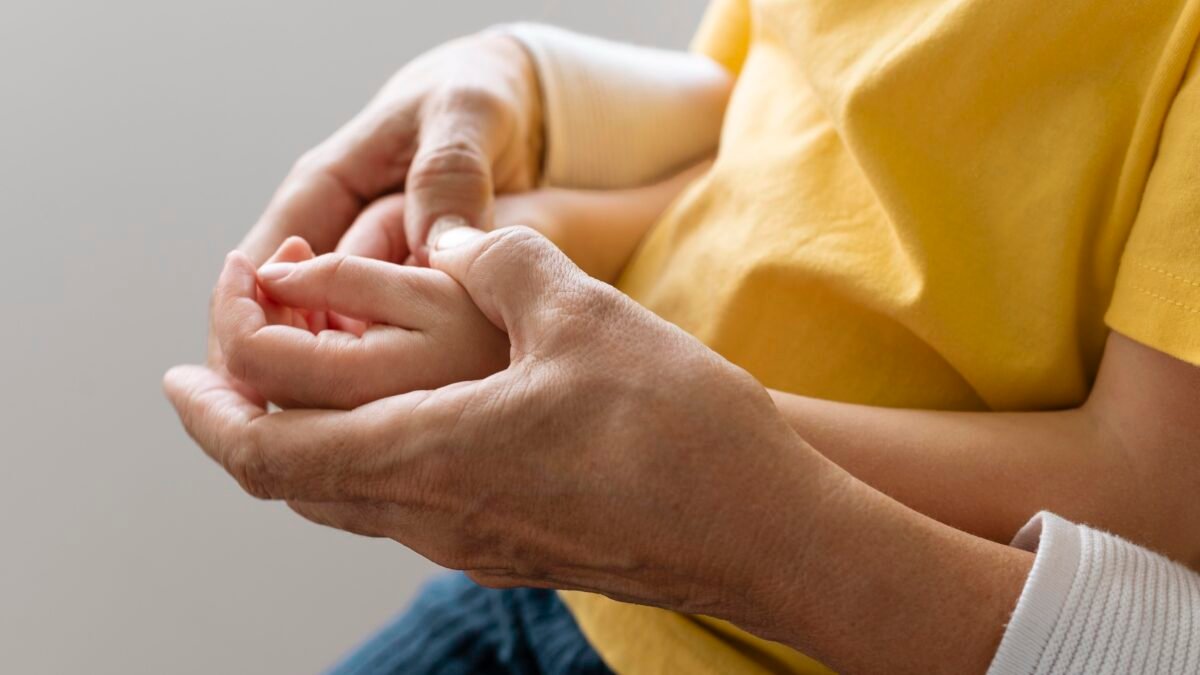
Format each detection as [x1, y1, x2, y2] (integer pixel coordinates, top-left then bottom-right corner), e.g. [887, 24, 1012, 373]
[217, 251, 259, 300]
[162, 366, 181, 398]
[426, 227, 488, 275]
[257, 262, 297, 284]
[226, 250, 254, 269]
[221, 252, 260, 291]
[431, 224, 484, 252]
[162, 364, 200, 405]
[427, 215, 471, 246]
[280, 236, 316, 259]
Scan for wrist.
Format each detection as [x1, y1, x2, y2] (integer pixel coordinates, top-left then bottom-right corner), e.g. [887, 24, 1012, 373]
[673, 428, 847, 641]
[723, 448, 853, 644]
[748, 464, 1032, 673]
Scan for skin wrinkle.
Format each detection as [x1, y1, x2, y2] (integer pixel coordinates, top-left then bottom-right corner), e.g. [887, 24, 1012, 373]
[306, 158, 370, 215]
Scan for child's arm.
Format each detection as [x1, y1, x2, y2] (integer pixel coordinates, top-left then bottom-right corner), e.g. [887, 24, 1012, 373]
[770, 331, 1200, 566]
[491, 161, 710, 282]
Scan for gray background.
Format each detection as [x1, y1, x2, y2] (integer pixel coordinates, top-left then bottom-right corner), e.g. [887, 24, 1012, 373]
[0, 2, 705, 673]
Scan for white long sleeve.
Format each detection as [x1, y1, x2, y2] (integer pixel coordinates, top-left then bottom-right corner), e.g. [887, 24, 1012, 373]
[498, 23, 729, 189]
[989, 512, 1200, 674]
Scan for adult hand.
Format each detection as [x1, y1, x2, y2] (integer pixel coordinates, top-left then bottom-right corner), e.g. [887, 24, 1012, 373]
[208, 31, 541, 365]
[165, 226, 835, 638]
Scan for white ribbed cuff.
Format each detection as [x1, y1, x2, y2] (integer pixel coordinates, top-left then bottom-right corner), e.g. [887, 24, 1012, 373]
[495, 23, 728, 189]
[989, 511, 1200, 674]
[989, 513, 1083, 674]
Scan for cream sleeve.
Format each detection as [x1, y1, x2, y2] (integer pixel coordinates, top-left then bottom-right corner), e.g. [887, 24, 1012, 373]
[495, 23, 731, 189]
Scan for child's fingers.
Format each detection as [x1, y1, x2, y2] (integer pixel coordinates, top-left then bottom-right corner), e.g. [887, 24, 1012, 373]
[256, 254, 456, 329]
[214, 252, 270, 366]
[308, 310, 330, 334]
[327, 312, 366, 336]
[266, 236, 316, 264]
[214, 251, 351, 407]
[219, 324, 430, 410]
[333, 196, 408, 334]
[261, 236, 323, 330]
[336, 193, 408, 263]
[257, 285, 303, 329]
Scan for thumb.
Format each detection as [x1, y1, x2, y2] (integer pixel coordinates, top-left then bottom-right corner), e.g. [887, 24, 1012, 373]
[427, 225, 590, 343]
[404, 116, 496, 265]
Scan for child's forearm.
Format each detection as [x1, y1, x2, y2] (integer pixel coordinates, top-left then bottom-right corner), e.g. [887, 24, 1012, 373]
[770, 393, 1129, 545]
[770, 331, 1200, 566]
[494, 161, 710, 282]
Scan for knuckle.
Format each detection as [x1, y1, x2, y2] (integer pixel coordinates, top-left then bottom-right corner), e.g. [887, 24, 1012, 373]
[474, 226, 551, 275]
[222, 334, 255, 382]
[301, 252, 355, 308]
[290, 146, 333, 178]
[226, 426, 277, 500]
[317, 252, 352, 287]
[408, 141, 489, 191]
[493, 224, 546, 252]
[438, 83, 511, 122]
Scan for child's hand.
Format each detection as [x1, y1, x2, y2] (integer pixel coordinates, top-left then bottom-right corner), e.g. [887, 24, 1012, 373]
[256, 236, 328, 333]
[218, 161, 708, 410]
[214, 247, 509, 410]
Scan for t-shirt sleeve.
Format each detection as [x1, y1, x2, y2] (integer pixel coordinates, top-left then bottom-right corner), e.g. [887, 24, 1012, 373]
[690, 0, 752, 75]
[1106, 49, 1200, 365]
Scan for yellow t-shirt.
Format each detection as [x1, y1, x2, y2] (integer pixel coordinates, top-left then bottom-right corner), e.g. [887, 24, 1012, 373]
[562, 0, 1200, 672]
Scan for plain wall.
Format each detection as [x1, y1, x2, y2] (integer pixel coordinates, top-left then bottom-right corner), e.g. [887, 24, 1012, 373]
[0, 2, 707, 673]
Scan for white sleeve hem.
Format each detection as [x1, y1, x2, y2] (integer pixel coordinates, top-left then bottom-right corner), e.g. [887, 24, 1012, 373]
[987, 513, 1082, 674]
[988, 511, 1200, 674]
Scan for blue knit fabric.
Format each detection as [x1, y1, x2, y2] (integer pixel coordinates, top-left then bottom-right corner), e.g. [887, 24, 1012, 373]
[326, 573, 613, 675]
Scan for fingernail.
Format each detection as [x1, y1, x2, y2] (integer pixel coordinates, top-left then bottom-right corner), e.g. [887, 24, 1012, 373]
[434, 226, 485, 251]
[257, 262, 296, 282]
[427, 215, 471, 247]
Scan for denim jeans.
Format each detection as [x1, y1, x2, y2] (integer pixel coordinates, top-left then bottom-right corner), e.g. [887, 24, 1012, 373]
[326, 573, 613, 675]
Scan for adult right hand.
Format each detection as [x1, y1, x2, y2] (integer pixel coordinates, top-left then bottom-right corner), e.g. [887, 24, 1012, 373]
[210, 30, 542, 366]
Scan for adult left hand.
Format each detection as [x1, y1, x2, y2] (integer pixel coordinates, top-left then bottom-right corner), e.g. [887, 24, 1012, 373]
[164, 226, 837, 635]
